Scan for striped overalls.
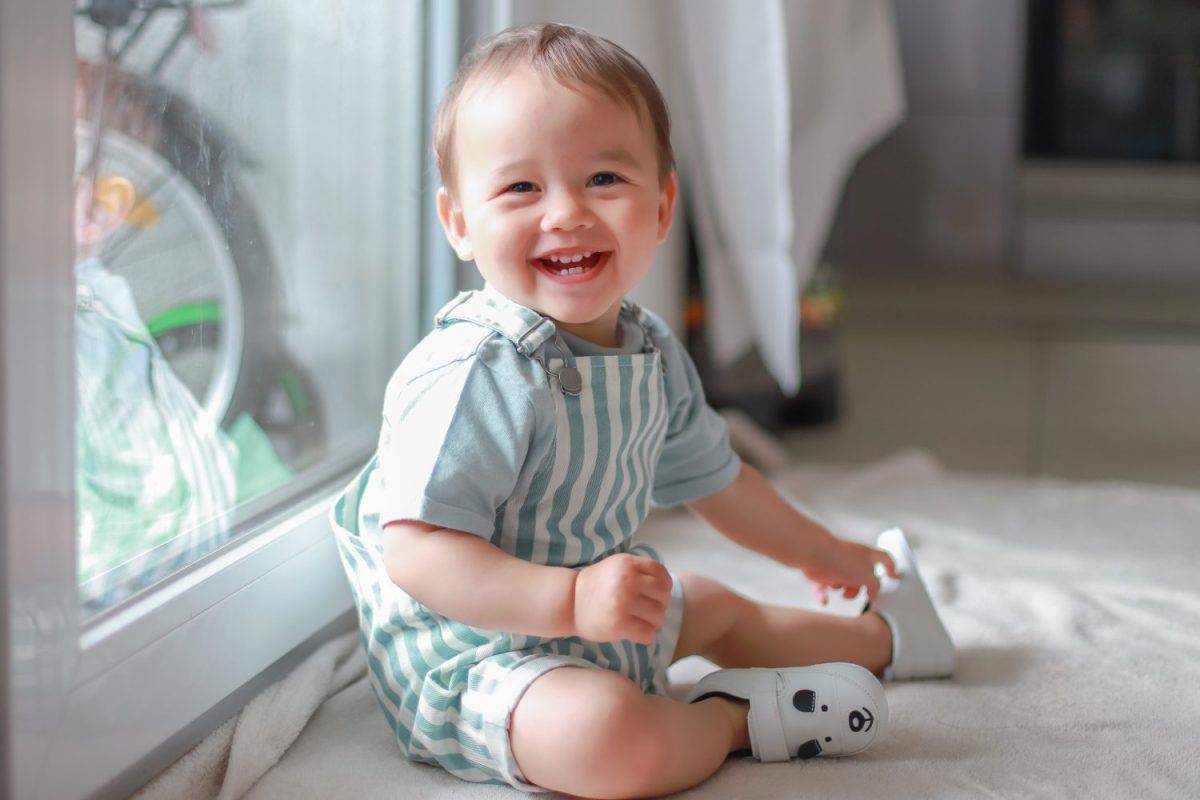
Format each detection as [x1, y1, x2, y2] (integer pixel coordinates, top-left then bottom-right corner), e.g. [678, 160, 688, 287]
[330, 288, 686, 791]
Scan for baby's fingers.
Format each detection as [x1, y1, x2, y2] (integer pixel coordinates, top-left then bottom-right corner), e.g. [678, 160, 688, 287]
[636, 557, 672, 584]
[871, 548, 899, 579]
[620, 617, 659, 646]
[638, 566, 676, 604]
[637, 573, 672, 606]
[630, 595, 667, 631]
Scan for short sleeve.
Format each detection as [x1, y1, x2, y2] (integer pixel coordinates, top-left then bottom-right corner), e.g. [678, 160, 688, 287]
[650, 331, 743, 508]
[375, 344, 538, 538]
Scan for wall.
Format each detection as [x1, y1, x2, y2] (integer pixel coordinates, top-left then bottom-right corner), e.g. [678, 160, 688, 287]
[823, 0, 1024, 275]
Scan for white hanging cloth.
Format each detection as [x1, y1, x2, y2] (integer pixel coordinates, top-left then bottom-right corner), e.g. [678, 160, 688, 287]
[665, 0, 905, 394]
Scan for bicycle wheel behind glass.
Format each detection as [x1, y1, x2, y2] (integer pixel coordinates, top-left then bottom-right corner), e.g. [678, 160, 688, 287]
[75, 59, 282, 431]
[77, 120, 246, 422]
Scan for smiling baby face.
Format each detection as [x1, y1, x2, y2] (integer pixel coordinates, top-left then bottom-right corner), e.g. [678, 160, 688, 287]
[434, 29, 676, 345]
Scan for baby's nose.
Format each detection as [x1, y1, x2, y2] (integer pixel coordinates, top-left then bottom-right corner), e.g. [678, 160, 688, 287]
[541, 193, 594, 231]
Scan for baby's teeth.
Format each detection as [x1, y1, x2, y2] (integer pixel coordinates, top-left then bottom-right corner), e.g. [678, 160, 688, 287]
[546, 253, 591, 263]
[543, 252, 600, 271]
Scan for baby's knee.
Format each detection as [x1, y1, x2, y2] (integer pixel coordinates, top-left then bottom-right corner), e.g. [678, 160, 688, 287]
[511, 667, 665, 796]
[592, 683, 668, 782]
[556, 671, 666, 776]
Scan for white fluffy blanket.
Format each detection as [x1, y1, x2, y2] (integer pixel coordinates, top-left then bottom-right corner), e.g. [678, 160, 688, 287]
[139, 451, 1200, 799]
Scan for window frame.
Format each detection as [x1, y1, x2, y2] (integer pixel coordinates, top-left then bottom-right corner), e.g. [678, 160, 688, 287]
[0, 2, 473, 798]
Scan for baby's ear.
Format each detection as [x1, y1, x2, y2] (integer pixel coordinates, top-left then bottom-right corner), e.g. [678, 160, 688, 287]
[436, 186, 473, 261]
[656, 170, 678, 243]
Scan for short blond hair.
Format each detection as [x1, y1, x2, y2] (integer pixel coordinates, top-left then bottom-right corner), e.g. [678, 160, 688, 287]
[434, 22, 675, 196]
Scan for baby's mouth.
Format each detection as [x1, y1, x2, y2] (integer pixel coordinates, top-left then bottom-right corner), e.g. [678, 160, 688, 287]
[536, 251, 607, 276]
[535, 250, 609, 281]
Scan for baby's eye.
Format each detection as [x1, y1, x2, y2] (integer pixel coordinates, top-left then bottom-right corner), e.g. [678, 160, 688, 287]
[506, 181, 536, 194]
[587, 172, 622, 188]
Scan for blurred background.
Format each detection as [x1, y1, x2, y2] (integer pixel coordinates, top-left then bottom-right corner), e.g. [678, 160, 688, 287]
[808, 0, 1200, 490]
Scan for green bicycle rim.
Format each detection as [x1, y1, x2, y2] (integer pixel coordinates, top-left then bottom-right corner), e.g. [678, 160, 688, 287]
[146, 301, 223, 337]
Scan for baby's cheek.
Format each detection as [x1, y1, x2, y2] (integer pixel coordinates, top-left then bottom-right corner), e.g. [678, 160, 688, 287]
[497, 236, 537, 268]
[475, 219, 522, 263]
[612, 201, 657, 244]
[631, 214, 665, 256]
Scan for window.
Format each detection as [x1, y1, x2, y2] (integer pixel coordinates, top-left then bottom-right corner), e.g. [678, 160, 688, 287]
[73, 0, 428, 616]
[2, 2, 462, 798]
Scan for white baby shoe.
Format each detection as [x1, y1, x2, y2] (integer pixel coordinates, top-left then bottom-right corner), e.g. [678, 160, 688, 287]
[683, 663, 887, 762]
[872, 528, 956, 680]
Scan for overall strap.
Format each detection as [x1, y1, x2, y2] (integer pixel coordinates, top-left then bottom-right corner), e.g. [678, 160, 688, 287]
[433, 288, 558, 358]
[621, 299, 655, 342]
[620, 299, 667, 374]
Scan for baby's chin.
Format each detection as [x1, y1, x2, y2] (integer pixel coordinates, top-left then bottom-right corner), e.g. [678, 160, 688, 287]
[528, 293, 621, 324]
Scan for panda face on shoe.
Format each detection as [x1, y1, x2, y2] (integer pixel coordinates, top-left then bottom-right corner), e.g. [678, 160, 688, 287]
[792, 689, 877, 759]
[849, 706, 875, 733]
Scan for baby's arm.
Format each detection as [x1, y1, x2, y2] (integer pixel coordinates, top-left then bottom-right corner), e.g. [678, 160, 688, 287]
[384, 520, 576, 636]
[384, 521, 672, 643]
[685, 462, 895, 603]
[685, 463, 840, 565]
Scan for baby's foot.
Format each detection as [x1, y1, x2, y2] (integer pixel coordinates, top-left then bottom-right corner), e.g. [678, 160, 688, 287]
[684, 663, 887, 762]
[872, 528, 956, 680]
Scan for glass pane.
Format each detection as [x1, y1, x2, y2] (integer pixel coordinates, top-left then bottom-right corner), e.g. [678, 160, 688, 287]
[73, 0, 422, 617]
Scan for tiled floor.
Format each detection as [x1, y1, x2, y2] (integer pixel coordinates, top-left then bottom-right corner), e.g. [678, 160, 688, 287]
[775, 272, 1200, 490]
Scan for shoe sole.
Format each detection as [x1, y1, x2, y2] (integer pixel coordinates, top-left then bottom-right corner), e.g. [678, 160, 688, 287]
[876, 528, 956, 679]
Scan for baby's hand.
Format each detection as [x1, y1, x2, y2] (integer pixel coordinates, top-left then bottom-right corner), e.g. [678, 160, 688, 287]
[803, 539, 897, 606]
[572, 554, 672, 646]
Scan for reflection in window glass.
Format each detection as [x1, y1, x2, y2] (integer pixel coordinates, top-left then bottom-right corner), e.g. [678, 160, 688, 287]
[73, 0, 422, 616]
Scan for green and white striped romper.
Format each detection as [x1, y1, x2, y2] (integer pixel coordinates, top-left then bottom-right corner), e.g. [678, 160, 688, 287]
[330, 285, 741, 791]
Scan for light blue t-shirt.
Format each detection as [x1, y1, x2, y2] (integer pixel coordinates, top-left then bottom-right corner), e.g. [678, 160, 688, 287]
[372, 298, 742, 539]
[555, 311, 645, 357]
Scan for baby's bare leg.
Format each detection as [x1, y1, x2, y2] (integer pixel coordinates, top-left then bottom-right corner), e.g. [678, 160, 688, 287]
[673, 571, 893, 672]
[510, 666, 749, 799]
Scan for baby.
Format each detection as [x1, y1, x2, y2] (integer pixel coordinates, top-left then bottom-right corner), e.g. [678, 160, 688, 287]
[330, 22, 955, 799]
